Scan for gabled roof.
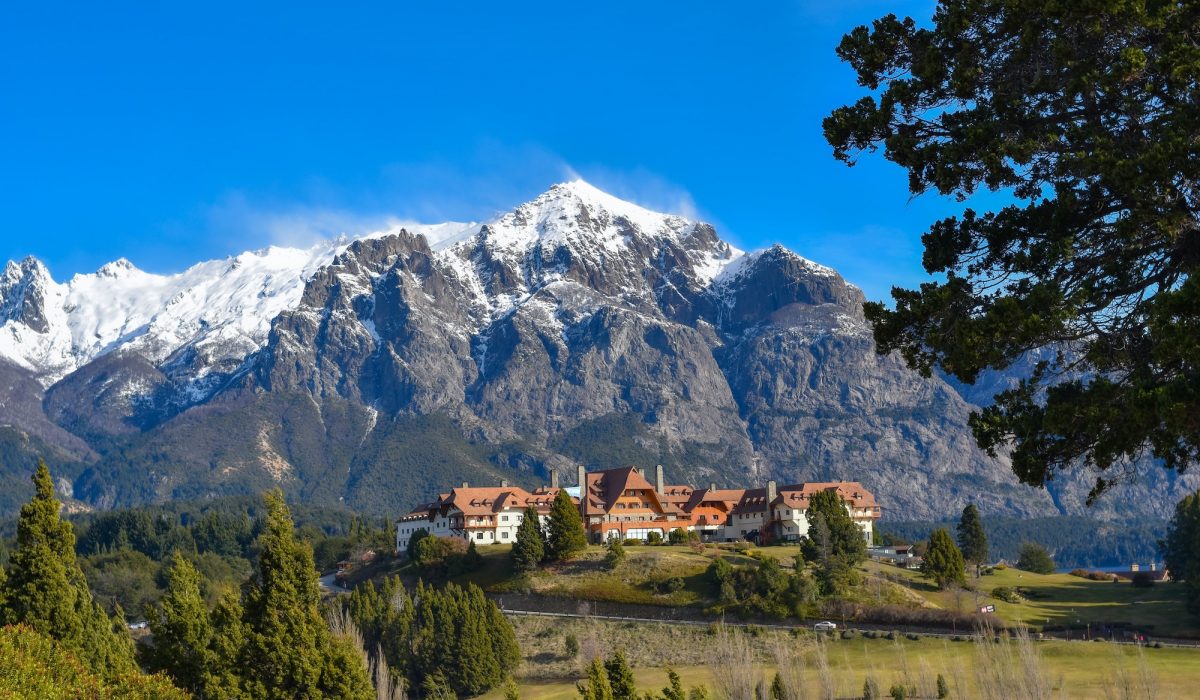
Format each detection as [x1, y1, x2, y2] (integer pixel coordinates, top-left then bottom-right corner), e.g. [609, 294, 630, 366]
[581, 466, 685, 517]
[403, 485, 570, 519]
[684, 488, 745, 512]
[778, 482, 879, 510]
[731, 487, 772, 515]
[730, 482, 880, 515]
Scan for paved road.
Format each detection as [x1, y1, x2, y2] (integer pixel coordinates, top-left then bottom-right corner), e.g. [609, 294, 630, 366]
[318, 572, 349, 595]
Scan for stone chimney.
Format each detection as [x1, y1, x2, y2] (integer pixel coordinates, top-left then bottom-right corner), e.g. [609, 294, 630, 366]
[1131, 563, 1140, 572]
[767, 480, 777, 502]
[461, 481, 469, 489]
[710, 482, 717, 492]
[500, 479, 509, 488]
[577, 465, 587, 489]
[1151, 562, 1157, 571]
[550, 470, 559, 489]
[655, 464, 665, 494]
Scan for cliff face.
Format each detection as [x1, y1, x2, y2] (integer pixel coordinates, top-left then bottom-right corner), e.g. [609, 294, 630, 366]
[4, 181, 1186, 519]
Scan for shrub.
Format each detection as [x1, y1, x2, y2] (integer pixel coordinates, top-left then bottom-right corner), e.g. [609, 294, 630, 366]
[565, 634, 579, 659]
[604, 538, 627, 571]
[647, 531, 663, 545]
[992, 586, 1021, 603]
[841, 630, 856, 640]
[1070, 568, 1119, 581]
[663, 576, 686, 593]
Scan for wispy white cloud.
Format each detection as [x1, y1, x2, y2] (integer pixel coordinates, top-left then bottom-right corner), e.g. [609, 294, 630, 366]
[187, 142, 727, 255]
[202, 192, 405, 249]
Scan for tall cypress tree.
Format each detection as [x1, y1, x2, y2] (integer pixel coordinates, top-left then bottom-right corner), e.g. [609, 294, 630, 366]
[956, 504, 989, 573]
[146, 551, 249, 698]
[512, 505, 546, 572]
[546, 489, 587, 562]
[146, 552, 214, 693]
[241, 490, 373, 699]
[0, 460, 135, 675]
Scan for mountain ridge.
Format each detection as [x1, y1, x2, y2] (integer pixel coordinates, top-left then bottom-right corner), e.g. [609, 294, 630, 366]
[1, 181, 1194, 521]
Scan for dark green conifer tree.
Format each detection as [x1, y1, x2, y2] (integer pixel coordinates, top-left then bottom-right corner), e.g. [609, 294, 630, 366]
[547, 489, 587, 562]
[578, 657, 614, 700]
[922, 528, 966, 589]
[240, 490, 372, 699]
[956, 504, 989, 574]
[1163, 491, 1200, 616]
[511, 506, 546, 572]
[145, 551, 240, 697]
[605, 651, 636, 700]
[0, 460, 135, 675]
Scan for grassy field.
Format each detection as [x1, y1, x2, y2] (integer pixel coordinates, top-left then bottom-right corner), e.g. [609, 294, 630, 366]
[481, 615, 1200, 699]
[865, 560, 1194, 638]
[472, 543, 757, 606]
[444, 541, 1198, 639]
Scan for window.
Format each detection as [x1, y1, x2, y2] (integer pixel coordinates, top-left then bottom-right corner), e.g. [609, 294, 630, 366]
[476, 532, 484, 540]
[501, 515, 509, 522]
[501, 531, 509, 539]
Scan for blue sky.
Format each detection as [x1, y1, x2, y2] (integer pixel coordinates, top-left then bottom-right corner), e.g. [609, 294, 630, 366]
[0, 1, 950, 302]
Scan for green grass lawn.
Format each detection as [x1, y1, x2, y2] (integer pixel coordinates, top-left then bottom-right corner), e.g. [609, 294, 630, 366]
[484, 616, 1200, 699]
[865, 560, 1194, 638]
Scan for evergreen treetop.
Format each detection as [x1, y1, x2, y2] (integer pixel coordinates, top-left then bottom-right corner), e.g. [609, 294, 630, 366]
[922, 527, 966, 590]
[512, 505, 545, 573]
[241, 489, 373, 699]
[0, 460, 136, 676]
[546, 489, 587, 562]
[956, 503, 989, 568]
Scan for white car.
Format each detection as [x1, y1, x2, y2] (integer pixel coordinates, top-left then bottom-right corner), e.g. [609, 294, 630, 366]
[813, 621, 837, 632]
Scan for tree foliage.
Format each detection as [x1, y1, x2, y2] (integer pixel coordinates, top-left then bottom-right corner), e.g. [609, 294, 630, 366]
[578, 657, 615, 700]
[605, 650, 637, 700]
[0, 460, 136, 676]
[240, 489, 373, 699]
[144, 551, 247, 698]
[511, 506, 546, 573]
[1016, 542, 1056, 575]
[956, 504, 989, 568]
[546, 489, 587, 562]
[922, 528, 966, 589]
[0, 624, 188, 700]
[604, 537, 627, 571]
[344, 575, 519, 697]
[1162, 490, 1200, 616]
[825, 0, 1200, 499]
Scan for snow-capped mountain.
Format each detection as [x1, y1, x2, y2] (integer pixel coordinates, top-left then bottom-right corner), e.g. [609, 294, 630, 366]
[0, 221, 480, 388]
[2, 181, 1192, 520]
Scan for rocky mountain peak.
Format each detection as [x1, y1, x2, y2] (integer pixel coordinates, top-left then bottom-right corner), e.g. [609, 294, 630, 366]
[95, 257, 140, 278]
[0, 256, 53, 333]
